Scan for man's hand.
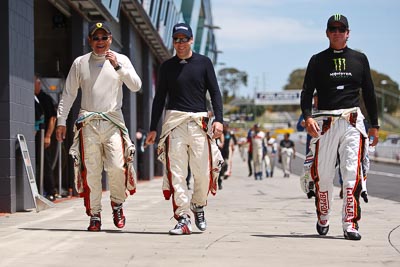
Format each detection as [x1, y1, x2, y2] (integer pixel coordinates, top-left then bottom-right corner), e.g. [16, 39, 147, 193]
[212, 121, 223, 139]
[305, 117, 320, 138]
[145, 131, 157, 147]
[44, 136, 52, 148]
[105, 51, 119, 68]
[56, 126, 66, 142]
[368, 127, 379, 147]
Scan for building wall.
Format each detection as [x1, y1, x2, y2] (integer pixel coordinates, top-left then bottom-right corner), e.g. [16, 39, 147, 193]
[0, 0, 36, 213]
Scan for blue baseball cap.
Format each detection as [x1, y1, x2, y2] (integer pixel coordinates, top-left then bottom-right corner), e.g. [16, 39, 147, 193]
[172, 23, 193, 38]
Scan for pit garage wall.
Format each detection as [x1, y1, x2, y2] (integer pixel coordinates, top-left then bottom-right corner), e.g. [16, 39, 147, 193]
[0, 0, 36, 213]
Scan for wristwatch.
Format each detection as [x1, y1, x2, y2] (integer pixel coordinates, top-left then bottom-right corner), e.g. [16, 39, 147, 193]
[114, 63, 122, 71]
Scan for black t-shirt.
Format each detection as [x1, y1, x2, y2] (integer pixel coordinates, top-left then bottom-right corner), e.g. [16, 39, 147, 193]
[150, 52, 223, 131]
[301, 46, 378, 126]
[35, 91, 57, 132]
[280, 139, 294, 149]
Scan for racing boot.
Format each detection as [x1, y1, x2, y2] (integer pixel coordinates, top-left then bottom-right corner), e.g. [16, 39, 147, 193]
[344, 229, 362, 240]
[111, 202, 126, 228]
[307, 190, 316, 199]
[87, 214, 101, 231]
[307, 181, 315, 199]
[316, 220, 329, 236]
[361, 191, 369, 203]
[191, 203, 207, 231]
[169, 215, 192, 235]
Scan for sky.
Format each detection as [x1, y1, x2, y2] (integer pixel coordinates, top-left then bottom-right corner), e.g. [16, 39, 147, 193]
[211, 0, 400, 97]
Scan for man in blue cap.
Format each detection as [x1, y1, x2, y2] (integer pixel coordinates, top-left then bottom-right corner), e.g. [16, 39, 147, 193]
[146, 22, 224, 235]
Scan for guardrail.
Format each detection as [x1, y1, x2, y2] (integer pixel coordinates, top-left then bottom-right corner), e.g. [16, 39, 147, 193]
[371, 144, 400, 165]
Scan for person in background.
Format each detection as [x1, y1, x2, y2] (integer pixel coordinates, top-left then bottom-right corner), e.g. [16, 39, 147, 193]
[135, 129, 147, 180]
[56, 22, 142, 231]
[246, 126, 254, 177]
[145, 22, 223, 235]
[279, 133, 295, 178]
[264, 131, 277, 178]
[251, 124, 266, 180]
[237, 136, 248, 162]
[225, 127, 236, 177]
[297, 92, 318, 154]
[301, 14, 379, 240]
[216, 132, 225, 190]
[217, 122, 235, 189]
[34, 74, 57, 201]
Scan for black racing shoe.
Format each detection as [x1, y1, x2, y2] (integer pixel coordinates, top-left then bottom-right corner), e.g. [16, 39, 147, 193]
[316, 222, 329, 236]
[191, 204, 207, 231]
[344, 230, 362, 240]
[361, 191, 369, 203]
[307, 190, 316, 199]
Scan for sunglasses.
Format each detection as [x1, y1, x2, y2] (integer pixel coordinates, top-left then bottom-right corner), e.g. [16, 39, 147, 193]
[328, 26, 347, 33]
[173, 37, 190, 44]
[92, 36, 110, 41]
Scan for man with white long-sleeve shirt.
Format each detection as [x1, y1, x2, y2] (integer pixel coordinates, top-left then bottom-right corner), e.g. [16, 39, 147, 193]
[56, 22, 142, 231]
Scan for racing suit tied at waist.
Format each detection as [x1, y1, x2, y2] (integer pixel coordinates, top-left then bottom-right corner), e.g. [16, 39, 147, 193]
[311, 107, 370, 190]
[313, 107, 367, 138]
[156, 110, 224, 198]
[69, 110, 137, 196]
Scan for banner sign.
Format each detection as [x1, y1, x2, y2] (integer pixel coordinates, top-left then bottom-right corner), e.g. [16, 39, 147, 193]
[255, 90, 301, 105]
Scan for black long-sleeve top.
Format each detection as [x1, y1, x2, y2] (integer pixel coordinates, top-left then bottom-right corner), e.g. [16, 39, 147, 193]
[301, 46, 378, 126]
[150, 52, 223, 131]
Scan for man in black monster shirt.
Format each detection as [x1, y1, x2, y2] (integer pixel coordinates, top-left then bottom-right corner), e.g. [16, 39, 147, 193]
[300, 14, 379, 241]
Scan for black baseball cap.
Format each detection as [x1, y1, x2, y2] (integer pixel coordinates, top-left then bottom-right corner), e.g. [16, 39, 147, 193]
[89, 22, 111, 36]
[172, 23, 193, 38]
[327, 14, 349, 29]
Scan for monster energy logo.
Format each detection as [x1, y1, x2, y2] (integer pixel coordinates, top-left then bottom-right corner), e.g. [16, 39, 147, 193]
[333, 58, 346, 71]
[333, 14, 342, 21]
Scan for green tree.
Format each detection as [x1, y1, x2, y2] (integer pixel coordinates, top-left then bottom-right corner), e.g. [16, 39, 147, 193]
[370, 70, 399, 113]
[283, 68, 306, 90]
[217, 67, 248, 103]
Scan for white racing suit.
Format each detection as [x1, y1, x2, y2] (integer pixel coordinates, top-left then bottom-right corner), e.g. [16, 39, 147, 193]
[264, 138, 277, 177]
[308, 107, 369, 232]
[69, 110, 137, 216]
[252, 131, 266, 180]
[157, 110, 224, 220]
[281, 147, 294, 176]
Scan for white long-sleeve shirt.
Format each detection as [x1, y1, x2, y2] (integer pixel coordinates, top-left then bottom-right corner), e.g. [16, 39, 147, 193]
[57, 51, 142, 126]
